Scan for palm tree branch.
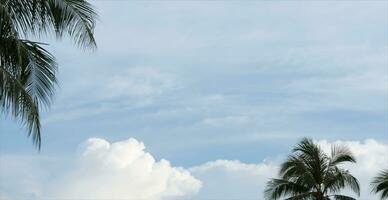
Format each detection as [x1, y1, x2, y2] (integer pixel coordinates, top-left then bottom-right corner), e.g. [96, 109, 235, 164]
[371, 169, 388, 199]
[330, 194, 356, 200]
[0, 66, 41, 148]
[0, 36, 57, 107]
[330, 144, 356, 166]
[284, 192, 316, 200]
[48, 0, 97, 48]
[265, 178, 310, 200]
[323, 167, 360, 196]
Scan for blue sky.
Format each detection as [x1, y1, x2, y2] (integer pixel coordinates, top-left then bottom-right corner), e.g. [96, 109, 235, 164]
[0, 1, 387, 199]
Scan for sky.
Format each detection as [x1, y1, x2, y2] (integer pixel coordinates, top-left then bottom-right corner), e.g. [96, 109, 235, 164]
[0, 1, 387, 199]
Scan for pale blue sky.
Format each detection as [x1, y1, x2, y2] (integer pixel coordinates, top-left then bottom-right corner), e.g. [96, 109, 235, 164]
[0, 2, 387, 198]
[1, 0, 387, 165]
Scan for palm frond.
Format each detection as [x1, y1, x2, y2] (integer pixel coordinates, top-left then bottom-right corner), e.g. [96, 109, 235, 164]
[331, 194, 356, 200]
[372, 169, 388, 199]
[284, 192, 315, 200]
[264, 178, 309, 200]
[324, 167, 360, 196]
[330, 144, 356, 166]
[0, 36, 57, 107]
[1, 35, 56, 148]
[267, 138, 360, 200]
[3, 0, 97, 48]
[280, 155, 316, 188]
[293, 138, 329, 186]
[0, 67, 41, 148]
[48, 0, 97, 48]
[21, 40, 57, 107]
[0, 0, 96, 149]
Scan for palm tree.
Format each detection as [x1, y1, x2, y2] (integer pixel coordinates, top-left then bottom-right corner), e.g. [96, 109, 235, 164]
[265, 138, 360, 200]
[0, 0, 97, 148]
[371, 169, 388, 199]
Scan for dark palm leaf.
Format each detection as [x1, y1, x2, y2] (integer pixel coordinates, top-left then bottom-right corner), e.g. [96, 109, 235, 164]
[47, 0, 97, 48]
[5, 0, 97, 48]
[331, 194, 356, 200]
[0, 0, 97, 148]
[265, 179, 310, 200]
[1, 32, 57, 148]
[330, 145, 356, 166]
[0, 67, 41, 148]
[265, 138, 359, 200]
[372, 169, 388, 200]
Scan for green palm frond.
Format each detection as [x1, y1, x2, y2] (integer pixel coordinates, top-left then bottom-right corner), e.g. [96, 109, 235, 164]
[293, 138, 329, 186]
[372, 169, 388, 199]
[0, 67, 41, 148]
[264, 179, 310, 200]
[0, 0, 97, 148]
[279, 155, 316, 189]
[47, 0, 97, 48]
[5, 0, 97, 48]
[265, 138, 359, 200]
[330, 144, 356, 166]
[1, 33, 57, 148]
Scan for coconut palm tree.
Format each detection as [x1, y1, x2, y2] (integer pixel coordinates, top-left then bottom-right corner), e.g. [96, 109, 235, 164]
[372, 169, 388, 199]
[0, 0, 97, 148]
[265, 138, 360, 200]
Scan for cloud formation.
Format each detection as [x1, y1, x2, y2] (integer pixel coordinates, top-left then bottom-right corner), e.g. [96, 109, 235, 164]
[48, 138, 201, 200]
[190, 160, 278, 199]
[1, 138, 387, 200]
[188, 139, 388, 199]
[317, 139, 388, 199]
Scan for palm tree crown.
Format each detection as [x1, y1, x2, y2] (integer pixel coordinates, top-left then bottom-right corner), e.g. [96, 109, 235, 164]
[372, 169, 388, 200]
[265, 138, 360, 200]
[0, 0, 97, 148]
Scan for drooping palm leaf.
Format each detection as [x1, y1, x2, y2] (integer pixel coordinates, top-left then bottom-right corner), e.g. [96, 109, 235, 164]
[0, 67, 41, 147]
[47, 0, 97, 48]
[265, 179, 310, 200]
[330, 145, 356, 166]
[331, 194, 356, 200]
[0, 0, 97, 148]
[265, 138, 359, 200]
[372, 169, 388, 200]
[1, 36, 57, 148]
[5, 0, 97, 48]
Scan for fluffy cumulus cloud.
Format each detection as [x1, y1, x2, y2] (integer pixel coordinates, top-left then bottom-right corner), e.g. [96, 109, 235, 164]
[47, 138, 201, 200]
[1, 138, 387, 200]
[0, 138, 201, 200]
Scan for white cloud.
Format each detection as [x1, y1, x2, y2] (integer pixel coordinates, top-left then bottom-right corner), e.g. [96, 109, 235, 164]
[317, 139, 388, 199]
[1, 138, 387, 200]
[46, 138, 201, 200]
[0, 138, 200, 200]
[190, 160, 278, 199]
[189, 139, 388, 200]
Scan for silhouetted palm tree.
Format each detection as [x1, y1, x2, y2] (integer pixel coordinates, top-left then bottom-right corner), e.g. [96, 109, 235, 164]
[265, 138, 360, 200]
[372, 169, 388, 199]
[0, 0, 97, 148]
